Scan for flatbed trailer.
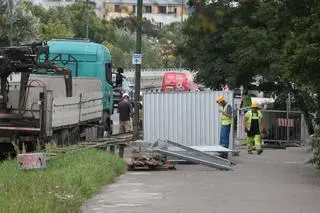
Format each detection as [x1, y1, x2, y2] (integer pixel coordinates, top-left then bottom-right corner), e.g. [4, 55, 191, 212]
[3, 75, 105, 146]
[0, 41, 109, 156]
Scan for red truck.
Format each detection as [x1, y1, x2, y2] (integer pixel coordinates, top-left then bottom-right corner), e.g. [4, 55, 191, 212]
[161, 71, 199, 92]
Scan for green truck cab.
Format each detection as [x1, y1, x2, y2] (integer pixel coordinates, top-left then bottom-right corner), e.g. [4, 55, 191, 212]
[46, 39, 114, 134]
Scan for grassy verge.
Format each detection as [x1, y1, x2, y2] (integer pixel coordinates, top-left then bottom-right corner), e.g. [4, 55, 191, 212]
[0, 149, 127, 213]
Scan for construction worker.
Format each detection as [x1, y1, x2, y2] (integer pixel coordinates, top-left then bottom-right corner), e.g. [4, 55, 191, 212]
[244, 102, 263, 155]
[117, 93, 133, 133]
[216, 96, 233, 159]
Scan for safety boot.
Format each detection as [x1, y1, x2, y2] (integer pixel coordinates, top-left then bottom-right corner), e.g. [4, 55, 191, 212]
[257, 149, 263, 155]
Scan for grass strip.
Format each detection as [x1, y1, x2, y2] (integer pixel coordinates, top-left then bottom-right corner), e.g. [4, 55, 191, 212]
[0, 149, 127, 213]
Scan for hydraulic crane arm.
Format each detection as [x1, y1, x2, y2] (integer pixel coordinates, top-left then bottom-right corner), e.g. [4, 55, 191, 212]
[0, 41, 72, 113]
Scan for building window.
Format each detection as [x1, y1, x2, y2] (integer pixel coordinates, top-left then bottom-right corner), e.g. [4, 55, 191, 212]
[144, 6, 152, 13]
[114, 5, 121, 13]
[167, 6, 176, 14]
[158, 6, 166, 14]
[132, 5, 136, 13]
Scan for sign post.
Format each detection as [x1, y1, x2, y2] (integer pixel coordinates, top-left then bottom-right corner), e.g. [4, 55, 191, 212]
[133, 0, 143, 140]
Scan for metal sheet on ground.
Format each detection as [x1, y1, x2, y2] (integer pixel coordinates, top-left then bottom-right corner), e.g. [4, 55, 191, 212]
[151, 139, 232, 170]
[169, 145, 232, 152]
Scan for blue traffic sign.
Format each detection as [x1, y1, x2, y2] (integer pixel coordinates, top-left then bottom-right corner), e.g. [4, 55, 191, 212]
[132, 53, 142, 65]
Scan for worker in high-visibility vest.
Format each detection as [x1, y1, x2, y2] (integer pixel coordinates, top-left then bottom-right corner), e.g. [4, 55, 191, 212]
[244, 102, 263, 155]
[216, 96, 233, 159]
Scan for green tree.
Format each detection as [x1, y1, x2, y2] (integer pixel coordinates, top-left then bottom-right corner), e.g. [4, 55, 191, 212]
[26, 2, 115, 43]
[39, 20, 74, 40]
[103, 41, 127, 69]
[0, 0, 39, 46]
[103, 28, 162, 69]
[158, 23, 184, 68]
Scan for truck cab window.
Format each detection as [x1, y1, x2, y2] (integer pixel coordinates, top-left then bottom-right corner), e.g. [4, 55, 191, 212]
[105, 63, 112, 84]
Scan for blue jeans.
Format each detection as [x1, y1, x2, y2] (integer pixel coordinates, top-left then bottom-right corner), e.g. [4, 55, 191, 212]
[220, 124, 231, 148]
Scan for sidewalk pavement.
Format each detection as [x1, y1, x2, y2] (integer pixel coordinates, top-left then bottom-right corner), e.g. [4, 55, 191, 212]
[81, 147, 320, 213]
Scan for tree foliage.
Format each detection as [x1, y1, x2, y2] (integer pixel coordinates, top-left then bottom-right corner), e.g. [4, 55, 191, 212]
[180, 0, 320, 91]
[19, 1, 169, 69]
[103, 28, 162, 69]
[0, 0, 39, 45]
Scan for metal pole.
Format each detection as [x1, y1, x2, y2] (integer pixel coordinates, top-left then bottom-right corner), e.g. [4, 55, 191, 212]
[286, 93, 291, 142]
[7, 0, 13, 46]
[179, 0, 184, 67]
[181, 0, 184, 23]
[133, 0, 143, 139]
[86, 0, 89, 40]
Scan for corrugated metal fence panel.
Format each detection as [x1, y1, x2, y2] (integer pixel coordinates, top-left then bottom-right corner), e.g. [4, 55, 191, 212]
[143, 91, 234, 148]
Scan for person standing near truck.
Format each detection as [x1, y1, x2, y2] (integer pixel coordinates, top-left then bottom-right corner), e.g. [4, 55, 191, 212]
[216, 96, 233, 159]
[244, 102, 263, 155]
[117, 93, 132, 133]
[116, 67, 124, 87]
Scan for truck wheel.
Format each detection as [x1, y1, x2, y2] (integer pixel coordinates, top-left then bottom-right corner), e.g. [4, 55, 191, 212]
[85, 127, 98, 141]
[98, 125, 104, 138]
[105, 118, 113, 136]
[70, 127, 80, 144]
[52, 132, 60, 146]
[92, 127, 98, 140]
[60, 129, 70, 146]
[85, 127, 92, 141]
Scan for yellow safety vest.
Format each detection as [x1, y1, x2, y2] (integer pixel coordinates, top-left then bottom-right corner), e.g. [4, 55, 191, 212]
[221, 104, 232, 126]
[245, 110, 263, 130]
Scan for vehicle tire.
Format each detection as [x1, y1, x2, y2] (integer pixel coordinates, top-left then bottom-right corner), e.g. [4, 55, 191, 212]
[105, 118, 113, 136]
[60, 129, 70, 146]
[70, 127, 80, 144]
[85, 127, 99, 141]
[98, 125, 104, 138]
[85, 127, 92, 141]
[52, 132, 61, 146]
[91, 127, 98, 140]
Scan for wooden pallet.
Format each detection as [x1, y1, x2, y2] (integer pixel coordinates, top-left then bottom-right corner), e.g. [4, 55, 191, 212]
[125, 157, 176, 171]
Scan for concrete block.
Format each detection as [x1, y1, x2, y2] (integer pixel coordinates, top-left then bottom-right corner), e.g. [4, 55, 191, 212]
[17, 153, 47, 170]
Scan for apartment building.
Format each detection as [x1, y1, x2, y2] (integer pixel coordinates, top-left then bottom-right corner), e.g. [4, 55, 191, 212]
[30, 0, 106, 17]
[30, 0, 189, 26]
[105, 0, 189, 26]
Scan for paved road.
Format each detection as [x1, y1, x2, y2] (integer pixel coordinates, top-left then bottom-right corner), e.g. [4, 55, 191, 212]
[81, 147, 320, 213]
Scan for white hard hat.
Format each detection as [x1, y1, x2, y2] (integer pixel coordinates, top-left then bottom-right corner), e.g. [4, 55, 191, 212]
[122, 93, 129, 98]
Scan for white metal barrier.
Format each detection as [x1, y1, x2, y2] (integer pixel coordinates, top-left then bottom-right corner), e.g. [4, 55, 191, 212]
[143, 91, 235, 149]
[236, 108, 305, 146]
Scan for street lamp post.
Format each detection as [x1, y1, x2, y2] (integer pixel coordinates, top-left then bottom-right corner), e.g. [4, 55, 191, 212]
[86, 0, 90, 40]
[181, 0, 184, 23]
[179, 0, 184, 67]
[6, 0, 13, 46]
[133, 0, 143, 139]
